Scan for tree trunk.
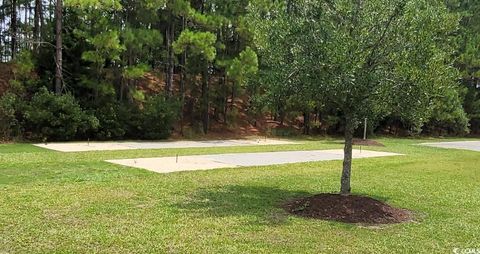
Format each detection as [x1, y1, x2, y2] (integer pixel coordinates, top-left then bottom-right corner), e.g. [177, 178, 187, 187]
[40, 0, 45, 38]
[49, 0, 53, 23]
[303, 111, 310, 135]
[11, 0, 17, 59]
[120, 78, 125, 101]
[0, 0, 4, 61]
[165, 21, 175, 97]
[201, 62, 209, 134]
[54, 0, 63, 94]
[341, 115, 356, 195]
[24, 2, 28, 50]
[279, 108, 285, 126]
[223, 75, 228, 124]
[33, 0, 42, 49]
[179, 17, 187, 136]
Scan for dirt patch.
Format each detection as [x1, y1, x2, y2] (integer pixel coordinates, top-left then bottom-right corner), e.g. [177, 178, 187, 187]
[353, 138, 385, 147]
[284, 194, 412, 225]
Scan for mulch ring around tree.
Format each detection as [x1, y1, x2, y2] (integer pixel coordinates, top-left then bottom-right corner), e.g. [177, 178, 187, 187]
[283, 194, 413, 225]
[353, 138, 385, 147]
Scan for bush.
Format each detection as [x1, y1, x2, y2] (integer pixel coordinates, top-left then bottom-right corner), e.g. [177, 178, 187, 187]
[0, 93, 23, 140]
[423, 88, 470, 136]
[141, 95, 180, 140]
[93, 103, 127, 140]
[9, 50, 38, 95]
[23, 87, 99, 141]
[463, 85, 480, 135]
[423, 108, 470, 136]
[91, 96, 180, 141]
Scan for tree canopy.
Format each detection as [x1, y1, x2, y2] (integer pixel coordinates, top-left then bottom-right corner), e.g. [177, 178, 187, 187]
[248, 0, 467, 193]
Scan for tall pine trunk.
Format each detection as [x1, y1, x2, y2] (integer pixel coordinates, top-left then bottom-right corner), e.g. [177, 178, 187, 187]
[223, 74, 228, 124]
[179, 16, 187, 136]
[165, 21, 175, 97]
[55, 0, 63, 94]
[24, 2, 28, 50]
[341, 115, 355, 195]
[33, 0, 42, 49]
[303, 111, 311, 135]
[11, 0, 17, 59]
[0, 0, 4, 61]
[201, 62, 209, 134]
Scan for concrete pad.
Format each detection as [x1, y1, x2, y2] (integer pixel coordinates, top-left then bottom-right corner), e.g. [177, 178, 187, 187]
[421, 141, 480, 152]
[109, 157, 239, 173]
[106, 149, 402, 174]
[34, 139, 297, 152]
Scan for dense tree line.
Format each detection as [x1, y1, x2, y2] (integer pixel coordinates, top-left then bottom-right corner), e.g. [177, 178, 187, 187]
[0, 0, 259, 140]
[0, 0, 479, 143]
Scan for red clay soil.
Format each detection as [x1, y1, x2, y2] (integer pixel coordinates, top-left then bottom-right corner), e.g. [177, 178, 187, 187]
[353, 138, 385, 147]
[284, 194, 412, 225]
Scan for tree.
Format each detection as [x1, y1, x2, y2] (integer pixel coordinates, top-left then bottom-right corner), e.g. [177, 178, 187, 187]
[173, 29, 217, 133]
[248, 0, 318, 128]
[323, 0, 460, 194]
[447, 0, 480, 134]
[251, 0, 460, 194]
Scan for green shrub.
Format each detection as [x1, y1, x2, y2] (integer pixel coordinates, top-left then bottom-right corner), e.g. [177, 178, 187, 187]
[9, 51, 38, 95]
[23, 88, 99, 141]
[423, 88, 470, 136]
[423, 109, 470, 136]
[226, 108, 240, 129]
[271, 126, 298, 137]
[463, 85, 480, 134]
[0, 93, 23, 140]
[93, 103, 127, 140]
[141, 95, 180, 140]
[121, 103, 145, 139]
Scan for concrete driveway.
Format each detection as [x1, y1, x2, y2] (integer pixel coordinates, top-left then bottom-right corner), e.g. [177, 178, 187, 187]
[421, 141, 480, 152]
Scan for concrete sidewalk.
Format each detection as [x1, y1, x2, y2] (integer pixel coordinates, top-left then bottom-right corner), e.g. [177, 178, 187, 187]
[107, 149, 402, 174]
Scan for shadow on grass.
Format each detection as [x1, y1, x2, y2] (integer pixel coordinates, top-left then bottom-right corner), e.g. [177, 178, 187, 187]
[175, 185, 311, 225]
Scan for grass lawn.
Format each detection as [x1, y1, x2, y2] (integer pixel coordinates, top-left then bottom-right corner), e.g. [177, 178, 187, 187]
[0, 138, 479, 253]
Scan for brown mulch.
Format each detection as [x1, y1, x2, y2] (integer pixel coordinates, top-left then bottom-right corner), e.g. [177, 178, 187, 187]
[353, 138, 385, 147]
[284, 194, 413, 225]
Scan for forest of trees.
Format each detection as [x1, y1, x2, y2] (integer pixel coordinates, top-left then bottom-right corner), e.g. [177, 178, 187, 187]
[0, 0, 479, 142]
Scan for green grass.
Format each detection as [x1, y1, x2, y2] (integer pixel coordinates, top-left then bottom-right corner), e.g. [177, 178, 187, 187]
[0, 138, 479, 253]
